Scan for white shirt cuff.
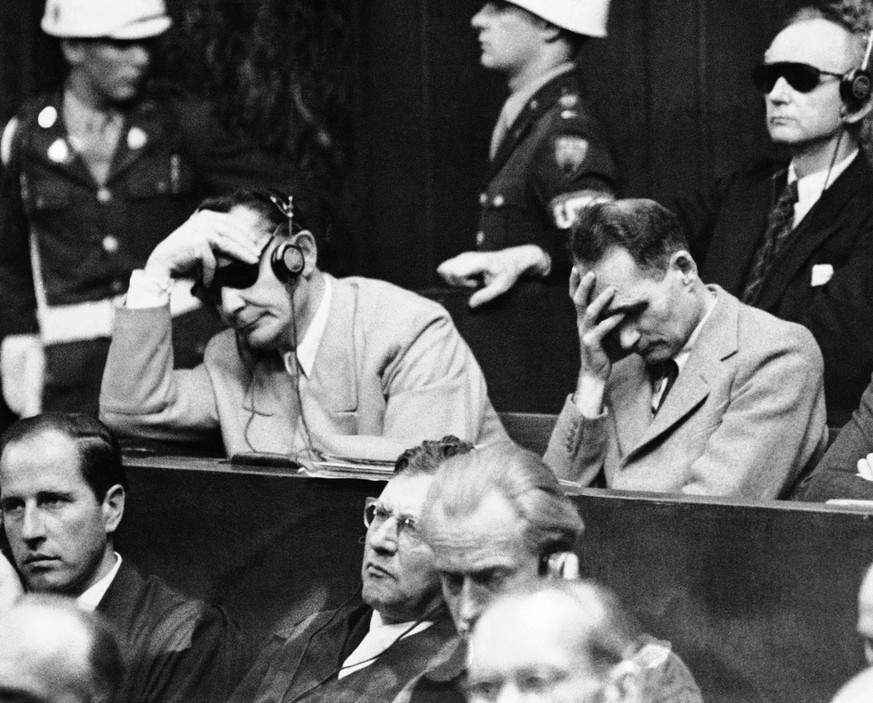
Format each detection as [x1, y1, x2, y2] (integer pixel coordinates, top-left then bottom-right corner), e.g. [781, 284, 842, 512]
[126, 269, 173, 309]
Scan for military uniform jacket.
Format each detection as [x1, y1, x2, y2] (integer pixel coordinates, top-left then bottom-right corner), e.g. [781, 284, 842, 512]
[476, 69, 617, 275]
[0, 88, 291, 337]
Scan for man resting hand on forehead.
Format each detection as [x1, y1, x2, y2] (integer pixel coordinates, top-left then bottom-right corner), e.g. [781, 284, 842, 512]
[99, 190, 507, 457]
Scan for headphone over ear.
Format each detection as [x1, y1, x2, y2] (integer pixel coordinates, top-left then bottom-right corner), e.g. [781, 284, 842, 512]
[271, 239, 305, 283]
[840, 29, 873, 110]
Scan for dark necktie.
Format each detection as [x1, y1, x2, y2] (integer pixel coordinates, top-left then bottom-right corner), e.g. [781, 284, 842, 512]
[742, 179, 799, 305]
[652, 359, 679, 414]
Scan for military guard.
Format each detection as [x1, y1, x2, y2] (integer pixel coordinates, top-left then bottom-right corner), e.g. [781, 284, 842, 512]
[0, 0, 290, 417]
[437, 0, 618, 411]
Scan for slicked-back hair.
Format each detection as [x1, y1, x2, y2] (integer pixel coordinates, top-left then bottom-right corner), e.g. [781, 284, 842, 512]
[394, 435, 475, 477]
[0, 413, 126, 500]
[421, 443, 584, 557]
[197, 189, 313, 241]
[571, 198, 688, 277]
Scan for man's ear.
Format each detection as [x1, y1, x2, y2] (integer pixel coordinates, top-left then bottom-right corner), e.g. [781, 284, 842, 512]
[670, 250, 698, 286]
[101, 484, 125, 536]
[842, 98, 873, 124]
[291, 231, 319, 278]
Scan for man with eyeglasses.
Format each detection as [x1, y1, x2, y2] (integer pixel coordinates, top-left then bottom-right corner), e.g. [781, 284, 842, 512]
[674, 4, 873, 426]
[99, 191, 507, 456]
[228, 437, 470, 703]
[0, 0, 292, 422]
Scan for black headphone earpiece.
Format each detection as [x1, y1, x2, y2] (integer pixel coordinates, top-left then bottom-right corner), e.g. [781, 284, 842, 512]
[271, 239, 305, 283]
[840, 29, 873, 110]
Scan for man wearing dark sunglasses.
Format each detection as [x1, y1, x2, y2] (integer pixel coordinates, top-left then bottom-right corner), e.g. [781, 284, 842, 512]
[99, 190, 508, 457]
[674, 5, 873, 427]
[228, 437, 469, 703]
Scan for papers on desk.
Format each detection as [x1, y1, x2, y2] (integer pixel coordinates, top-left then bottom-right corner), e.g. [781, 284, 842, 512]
[302, 453, 396, 480]
[229, 448, 396, 481]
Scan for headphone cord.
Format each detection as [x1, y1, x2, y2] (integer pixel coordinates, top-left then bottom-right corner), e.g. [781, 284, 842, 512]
[289, 285, 319, 463]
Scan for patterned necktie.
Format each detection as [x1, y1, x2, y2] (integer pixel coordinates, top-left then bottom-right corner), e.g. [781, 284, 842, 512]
[742, 179, 799, 305]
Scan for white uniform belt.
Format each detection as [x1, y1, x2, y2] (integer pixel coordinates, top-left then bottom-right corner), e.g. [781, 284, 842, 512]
[37, 296, 121, 345]
[37, 280, 201, 345]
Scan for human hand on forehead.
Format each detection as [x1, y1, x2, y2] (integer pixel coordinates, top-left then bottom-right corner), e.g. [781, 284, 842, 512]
[570, 266, 631, 380]
[144, 209, 264, 287]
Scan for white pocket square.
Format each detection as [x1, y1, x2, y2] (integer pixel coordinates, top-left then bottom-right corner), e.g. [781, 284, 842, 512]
[811, 264, 834, 287]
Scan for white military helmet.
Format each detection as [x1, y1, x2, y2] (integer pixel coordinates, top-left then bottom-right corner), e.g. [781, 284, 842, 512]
[41, 0, 172, 40]
[508, 0, 610, 38]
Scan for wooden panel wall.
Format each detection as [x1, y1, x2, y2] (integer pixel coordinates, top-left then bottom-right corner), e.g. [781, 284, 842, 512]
[117, 457, 873, 703]
[350, 0, 812, 286]
[0, 0, 822, 286]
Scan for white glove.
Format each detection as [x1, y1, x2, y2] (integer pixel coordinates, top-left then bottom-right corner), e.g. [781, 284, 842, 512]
[1, 334, 45, 417]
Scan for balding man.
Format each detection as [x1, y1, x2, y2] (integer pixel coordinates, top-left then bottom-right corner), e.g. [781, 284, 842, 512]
[0, 594, 123, 703]
[467, 581, 654, 703]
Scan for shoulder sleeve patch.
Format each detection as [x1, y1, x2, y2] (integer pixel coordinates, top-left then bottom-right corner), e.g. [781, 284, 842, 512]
[1, 117, 20, 166]
[550, 190, 615, 229]
[553, 136, 590, 178]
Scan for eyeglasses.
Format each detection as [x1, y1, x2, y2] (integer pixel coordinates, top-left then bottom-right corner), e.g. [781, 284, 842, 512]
[363, 497, 421, 543]
[751, 62, 844, 94]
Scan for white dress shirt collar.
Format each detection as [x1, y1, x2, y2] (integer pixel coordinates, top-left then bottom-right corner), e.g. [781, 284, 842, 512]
[76, 552, 122, 612]
[789, 149, 857, 227]
[338, 609, 433, 679]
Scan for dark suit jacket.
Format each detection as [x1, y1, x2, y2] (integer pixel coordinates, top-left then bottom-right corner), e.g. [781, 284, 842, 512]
[795, 374, 873, 501]
[675, 155, 873, 425]
[98, 559, 244, 703]
[229, 600, 456, 703]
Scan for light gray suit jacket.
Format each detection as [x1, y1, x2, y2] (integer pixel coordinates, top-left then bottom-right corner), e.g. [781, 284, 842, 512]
[544, 287, 827, 498]
[100, 275, 507, 456]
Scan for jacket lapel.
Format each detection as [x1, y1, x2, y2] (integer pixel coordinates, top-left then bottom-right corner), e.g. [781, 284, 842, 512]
[308, 277, 359, 413]
[622, 288, 737, 463]
[609, 356, 656, 459]
[27, 92, 96, 189]
[106, 99, 165, 184]
[755, 155, 868, 311]
[486, 72, 582, 182]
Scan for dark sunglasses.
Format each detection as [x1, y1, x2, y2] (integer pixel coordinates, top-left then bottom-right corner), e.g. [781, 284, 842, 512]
[751, 62, 844, 94]
[191, 236, 273, 308]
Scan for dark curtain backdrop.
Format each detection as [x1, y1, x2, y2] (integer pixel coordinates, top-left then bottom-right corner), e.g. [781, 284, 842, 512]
[0, 0, 865, 286]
